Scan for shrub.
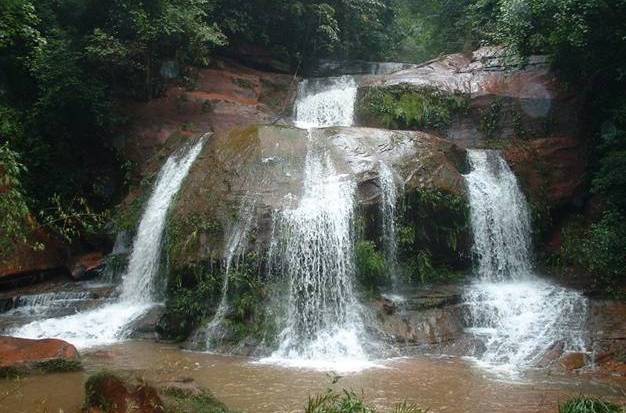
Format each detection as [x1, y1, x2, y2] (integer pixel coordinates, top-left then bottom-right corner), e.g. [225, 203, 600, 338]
[355, 240, 387, 290]
[560, 211, 626, 287]
[397, 189, 470, 284]
[559, 396, 623, 413]
[0, 142, 34, 259]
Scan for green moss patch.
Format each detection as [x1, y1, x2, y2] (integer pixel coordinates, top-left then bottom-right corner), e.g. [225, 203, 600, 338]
[356, 84, 469, 131]
[162, 386, 232, 413]
[35, 358, 82, 373]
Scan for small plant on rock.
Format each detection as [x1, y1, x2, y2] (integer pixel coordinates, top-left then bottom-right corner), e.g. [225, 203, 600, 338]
[559, 396, 623, 413]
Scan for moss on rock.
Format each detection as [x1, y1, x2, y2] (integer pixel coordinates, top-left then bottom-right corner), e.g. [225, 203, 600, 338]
[355, 84, 469, 131]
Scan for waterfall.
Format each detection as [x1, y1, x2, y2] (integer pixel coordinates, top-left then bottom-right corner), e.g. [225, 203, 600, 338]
[463, 150, 587, 373]
[465, 150, 533, 281]
[294, 76, 357, 128]
[12, 139, 204, 348]
[204, 197, 257, 349]
[119, 139, 205, 302]
[379, 162, 401, 293]
[261, 76, 374, 372]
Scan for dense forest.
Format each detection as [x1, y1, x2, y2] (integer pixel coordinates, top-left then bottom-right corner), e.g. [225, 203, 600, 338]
[1, 0, 625, 287]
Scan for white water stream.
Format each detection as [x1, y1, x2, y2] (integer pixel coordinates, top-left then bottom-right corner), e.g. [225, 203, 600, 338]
[379, 161, 402, 293]
[12, 139, 204, 348]
[204, 196, 257, 349]
[463, 150, 587, 374]
[260, 76, 375, 372]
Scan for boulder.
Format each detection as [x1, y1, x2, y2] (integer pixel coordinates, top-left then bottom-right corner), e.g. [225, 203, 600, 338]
[373, 285, 466, 348]
[84, 371, 164, 413]
[126, 305, 167, 340]
[0, 336, 80, 374]
[69, 252, 105, 280]
[559, 352, 587, 371]
[84, 372, 232, 413]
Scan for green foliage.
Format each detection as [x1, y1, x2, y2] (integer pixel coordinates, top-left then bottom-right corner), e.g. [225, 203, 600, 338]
[593, 102, 626, 212]
[479, 100, 504, 139]
[305, 389, 426, 413]
[357, 85, 469, 130]
[163, 249, 272, 344]
[559, 396, 623, 413]
[0, 142, 34, 258]
[414, 250, 437, 285]
[397, 189, 470, 285]
[390, 0, 477, 62]
[162, 263, 223, 340]
[224, 256, 273, 342]
[38, 194, 109, 244]
[306, 390, 375, 413]
[355, 240, 387, 290]
[216, 0, 398, 65]
[560, 211, 626, 287]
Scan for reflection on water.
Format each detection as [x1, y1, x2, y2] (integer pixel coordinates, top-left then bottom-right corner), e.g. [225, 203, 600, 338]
[1, 341, 624, 413]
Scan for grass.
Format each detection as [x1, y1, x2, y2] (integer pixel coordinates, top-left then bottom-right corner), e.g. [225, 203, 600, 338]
[559, 396, 623, 413]
[305, 390, 427, 413]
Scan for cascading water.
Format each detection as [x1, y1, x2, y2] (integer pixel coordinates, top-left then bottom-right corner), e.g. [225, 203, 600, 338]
[379, 162, 402, 293]
[204, 197, 257, 349]
[465, 150, 533, 281]
[294, 76, 357, 128]
[261, 76, 373, 371]
[12, 139, 204, 348]
[463, 150, 587, 374]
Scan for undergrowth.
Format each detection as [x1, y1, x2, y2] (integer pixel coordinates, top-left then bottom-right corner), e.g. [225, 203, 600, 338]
[305, 389, 427, 413]
[559, 396, 623, 413]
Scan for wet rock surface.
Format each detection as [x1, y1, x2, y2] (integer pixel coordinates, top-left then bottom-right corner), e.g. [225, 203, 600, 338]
[587, 300, 626, 377]
[69, 252, 105, 281]
[169, 125, 468, 265]
[355, 46, 580, 147]
[372, 284, 472, 354]
[505, 136, 587, 208]
[0, 336, 80, 373]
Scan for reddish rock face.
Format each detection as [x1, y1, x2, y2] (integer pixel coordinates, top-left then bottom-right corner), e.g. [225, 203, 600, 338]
[121, 59, 296, 172]
[0, 336, 79, 369]
[0, 225, 65, 281]
[505, 136, 587, 207]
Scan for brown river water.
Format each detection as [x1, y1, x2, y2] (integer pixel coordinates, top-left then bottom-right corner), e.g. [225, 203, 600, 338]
[1, 341, 624, 413]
